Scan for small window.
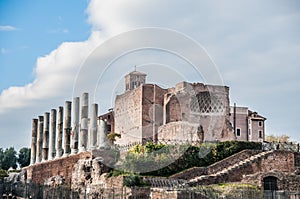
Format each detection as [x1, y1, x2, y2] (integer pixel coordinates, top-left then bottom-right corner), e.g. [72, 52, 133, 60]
[236, 128, 241, 136]
[259, 121, 262, 127]
[182, 113, 185, 119]
[108, 115, 111, 120]
[259, 130, 262, 138]
[248, 129, 251, 135]
[107, 125, 112, 132]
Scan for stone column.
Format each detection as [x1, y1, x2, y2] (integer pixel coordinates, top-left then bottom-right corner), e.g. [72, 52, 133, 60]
[63, 101, 72, 157]
[71, 97, 80, 154]
[30, 119, 38, 165]
[49, 109, 57, 160]
[56, 106, 63, 158]
[79, 93, 89, 152]
[98, 119, 109, 149]
[42, 112, 50, 162]
[36, 116, 44, 163]
[89, 103, 98, 150]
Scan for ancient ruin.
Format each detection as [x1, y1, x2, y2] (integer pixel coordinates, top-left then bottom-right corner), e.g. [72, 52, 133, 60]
[3, 70, 299, 199]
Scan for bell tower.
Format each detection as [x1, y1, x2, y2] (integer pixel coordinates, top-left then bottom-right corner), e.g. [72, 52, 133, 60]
[125, 69, 147, 91]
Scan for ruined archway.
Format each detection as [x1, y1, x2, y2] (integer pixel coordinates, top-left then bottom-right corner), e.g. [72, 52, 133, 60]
[263, 176, 278, 191]
[263, 176, 278, 199]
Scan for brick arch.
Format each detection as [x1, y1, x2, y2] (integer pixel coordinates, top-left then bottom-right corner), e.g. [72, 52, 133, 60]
[260, 171, 284, 181]
[263, 176, 278, 191]
[260, 171, 284, 190]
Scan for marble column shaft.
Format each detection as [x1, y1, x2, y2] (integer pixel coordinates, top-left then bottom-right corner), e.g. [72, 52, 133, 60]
[56, 106, 63, 158]
[30, 119, 38, 165]
[98, 119, 109, 149]
[89, 103, 98, 150]
[49, 109, 57, 160]
[71, 97, 80, 154]
[79, 93, 89, 152]
[36, 116, 44, 163]
[42, 112, 50, 162]
[63, 101, 72, 156]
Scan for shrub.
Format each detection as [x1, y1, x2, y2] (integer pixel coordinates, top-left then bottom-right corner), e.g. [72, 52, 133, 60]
[123, 174, 144, 187]
[112, 141, 262, 177]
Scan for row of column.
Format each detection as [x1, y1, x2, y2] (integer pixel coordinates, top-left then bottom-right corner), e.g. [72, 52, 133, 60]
[30, 93, 109, 165]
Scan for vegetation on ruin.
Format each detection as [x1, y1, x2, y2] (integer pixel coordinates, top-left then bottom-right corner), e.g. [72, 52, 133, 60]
[211, 183, 263, 198]
[123, 174, 146, 187]
[107, 132, 121, 144]
[0, 169, 8, 179]
[216, 183, 259, 190]
[109, 141, 262, 178]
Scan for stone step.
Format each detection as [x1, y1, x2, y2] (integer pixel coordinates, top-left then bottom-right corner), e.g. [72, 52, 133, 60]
[188, 151, 275, 185]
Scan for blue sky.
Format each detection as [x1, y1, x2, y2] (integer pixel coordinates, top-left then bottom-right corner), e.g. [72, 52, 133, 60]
[0, 0, 90, 91]
[0, 0, 300, 150]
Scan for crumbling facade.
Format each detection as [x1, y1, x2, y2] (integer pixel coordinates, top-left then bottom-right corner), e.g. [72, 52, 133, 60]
[114, 70, 265, 145]
[22, 69, 271, 198]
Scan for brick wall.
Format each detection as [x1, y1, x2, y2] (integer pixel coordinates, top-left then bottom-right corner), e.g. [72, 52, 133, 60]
[219, 150, 296, 184]
[170, 149, 260, 180]
[142, 84, 167, 142]
[170, 167, 207, 180]
[242, 171, 300, 191]
[294, 152, 300, 167]
[207, 149, 261, 174]
[25, 151, 92, 185]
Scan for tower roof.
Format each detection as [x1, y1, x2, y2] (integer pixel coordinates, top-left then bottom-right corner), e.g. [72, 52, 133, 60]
[126, 70, 147, 76]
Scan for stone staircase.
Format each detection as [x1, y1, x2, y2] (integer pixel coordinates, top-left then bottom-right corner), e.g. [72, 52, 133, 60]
[188, 150, 274, 186]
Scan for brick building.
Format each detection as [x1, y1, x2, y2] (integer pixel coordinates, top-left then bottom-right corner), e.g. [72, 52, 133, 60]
[113, 70, 239, 145]
[230, 106, 266, 142]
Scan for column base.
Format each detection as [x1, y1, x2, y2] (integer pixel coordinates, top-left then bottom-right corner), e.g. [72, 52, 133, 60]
[79, 147, 86, 153]
[71, 149, 78, 154]
[55, 150, 63, 158]
[63, 153, 70, 157]
[89, 146, 96, 151]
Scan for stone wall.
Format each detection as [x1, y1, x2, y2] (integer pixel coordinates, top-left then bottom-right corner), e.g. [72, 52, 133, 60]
[295, 152, 300, 167]
[114, 81, 236, 145]
[170, 167, 207, 180]
[157, 121, 202, 143]
[141, 84, 167, 142]
[199, 150, 298, 185]
[170, 149, 261, 180]
[207, 149, 261, 174]
[114, 86, 143, 145]
[159, 82, 235, 142]
[228, 150, 295, 184]
[242, 171, 300, 191]
[25, 151, 92, 185]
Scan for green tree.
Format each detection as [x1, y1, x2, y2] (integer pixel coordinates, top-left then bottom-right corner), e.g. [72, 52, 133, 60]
[266, 134, 290, 142]
[2, 147, 17, 170]
[0, 148, 4, 169]
[18, 147, 31, 168]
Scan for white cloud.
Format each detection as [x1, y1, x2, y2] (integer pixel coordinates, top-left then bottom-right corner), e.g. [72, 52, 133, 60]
[0, 25, 18, 31]
[0, 31, 102, 113]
